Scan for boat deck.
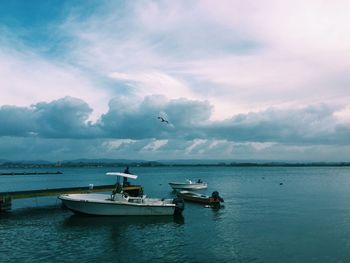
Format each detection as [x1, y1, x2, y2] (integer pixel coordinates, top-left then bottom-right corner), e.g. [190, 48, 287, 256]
[60, 193, 174, 206]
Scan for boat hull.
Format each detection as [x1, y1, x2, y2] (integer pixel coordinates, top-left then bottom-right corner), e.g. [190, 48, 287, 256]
[169, 182, 207, 190]
[59, 194, 176, 216]
[177, 191, 221, 205]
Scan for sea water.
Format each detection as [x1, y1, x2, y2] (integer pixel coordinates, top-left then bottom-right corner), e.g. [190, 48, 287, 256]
[1, 166, 350, 263]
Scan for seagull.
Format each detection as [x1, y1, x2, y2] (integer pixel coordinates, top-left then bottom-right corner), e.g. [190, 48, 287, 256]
[158, 116, 169, 124]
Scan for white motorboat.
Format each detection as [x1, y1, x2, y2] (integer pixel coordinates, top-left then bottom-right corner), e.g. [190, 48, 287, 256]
[169, 179, 207, 190]
[59, 172, 184, 216]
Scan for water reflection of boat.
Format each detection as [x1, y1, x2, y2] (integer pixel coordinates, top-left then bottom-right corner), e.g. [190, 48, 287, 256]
[169, 179, 207, 190]
[177, 190, 224, 206]
[62, 214, 178, 228]
[59, 172, 184, 216]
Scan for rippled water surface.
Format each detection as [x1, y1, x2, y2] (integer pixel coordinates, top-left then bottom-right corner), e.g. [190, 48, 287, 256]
[1, 166, 350, 262]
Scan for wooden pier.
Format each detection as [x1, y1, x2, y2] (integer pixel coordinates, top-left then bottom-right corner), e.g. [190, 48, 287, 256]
[0, 171, 63, 176]
[0, 184, 116, 212]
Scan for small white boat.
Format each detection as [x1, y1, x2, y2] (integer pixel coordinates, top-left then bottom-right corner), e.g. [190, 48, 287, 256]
[177, 190, 224, 205]
[59, 172, 184, 216]
[169, 179, 207, 190]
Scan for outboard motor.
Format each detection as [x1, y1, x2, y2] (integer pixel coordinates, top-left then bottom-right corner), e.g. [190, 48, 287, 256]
[211, 191, 224, 202]
[172, 196, 185, 215]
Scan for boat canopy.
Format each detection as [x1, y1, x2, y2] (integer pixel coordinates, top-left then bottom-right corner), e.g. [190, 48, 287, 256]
[106, 172, 138, 179]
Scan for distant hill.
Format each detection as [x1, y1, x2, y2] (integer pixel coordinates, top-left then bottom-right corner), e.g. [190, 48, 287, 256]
[157, 159, 230, 165]
[0, 160, 53, 165]
[61, 158, 145, 164]
[0, 158, 350, 167]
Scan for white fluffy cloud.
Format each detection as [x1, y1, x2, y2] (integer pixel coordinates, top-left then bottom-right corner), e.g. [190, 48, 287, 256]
[51, 0, 350, 121]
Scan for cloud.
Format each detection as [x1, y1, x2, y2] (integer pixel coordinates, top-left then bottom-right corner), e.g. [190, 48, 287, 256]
[0, 97, 99, 138]
[4, 0, 350, 121]
[51, 0, 350, 123]
[204, 104, 345, 144]
[1, 1, 350, 161]
[142, 139, 168, 151]
[98, 95, 212, 139]
[0, 31, 111, 121]
[57, 1, 263, 119]
[0, 137, 111, 161]
[1, 95, 350, 148]
[2, 135, 350, 162]
[33, 96, 97, 138]
[109, 70, 194, 101]
[0, 96, 349, 162]
[0, 105, 35, 136]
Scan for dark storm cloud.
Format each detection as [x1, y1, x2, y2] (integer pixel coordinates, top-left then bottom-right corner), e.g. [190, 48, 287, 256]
[99, 95, 212, 139]
[33, 96, 96, 138]
[0, 96, 98, 138]
[0, 137, 110, 161]
[100, 98, 349, 144]
[0, 105, 35, 136]
[0, 95, 213, 140]
[204, 104, 344, 144]
[1, 96, 350, 146]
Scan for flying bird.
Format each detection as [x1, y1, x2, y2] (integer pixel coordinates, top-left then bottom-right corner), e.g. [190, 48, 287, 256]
[158, 116, 169, 124]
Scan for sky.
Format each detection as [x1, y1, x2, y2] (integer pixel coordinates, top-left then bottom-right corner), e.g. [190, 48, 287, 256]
[1, 0, 350, 162]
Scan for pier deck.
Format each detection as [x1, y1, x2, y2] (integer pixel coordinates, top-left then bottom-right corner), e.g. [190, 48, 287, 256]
[0, 171, 62, 176]
[0, 184, 116, 212]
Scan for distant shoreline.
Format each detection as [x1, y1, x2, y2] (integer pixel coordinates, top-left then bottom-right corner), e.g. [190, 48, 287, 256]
[1, 161, 350, 168]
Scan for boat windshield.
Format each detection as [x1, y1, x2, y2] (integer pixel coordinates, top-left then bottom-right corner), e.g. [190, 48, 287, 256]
[106, 172, 138, 179]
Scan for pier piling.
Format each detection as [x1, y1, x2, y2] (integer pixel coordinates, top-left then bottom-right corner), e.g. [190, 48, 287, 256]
[0, 196, 12, 212]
